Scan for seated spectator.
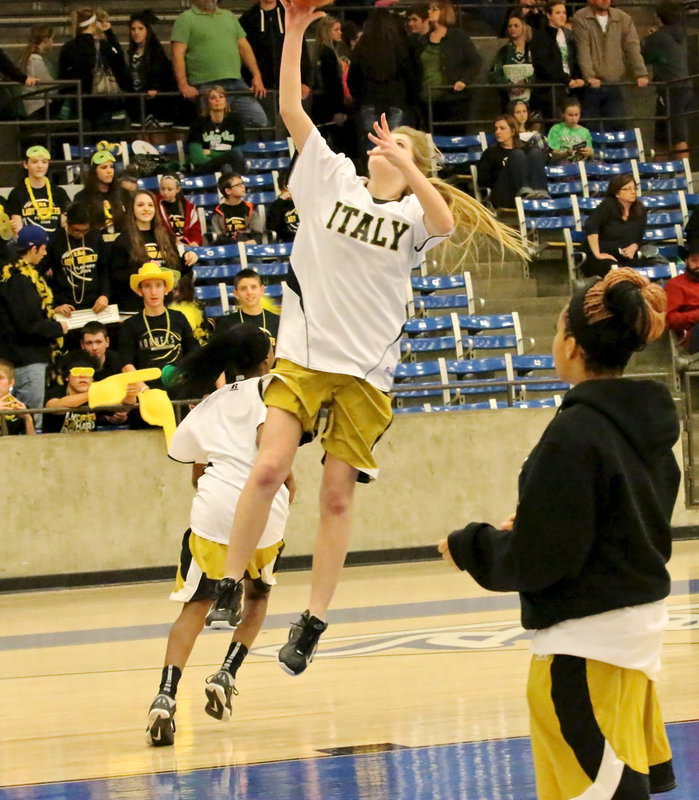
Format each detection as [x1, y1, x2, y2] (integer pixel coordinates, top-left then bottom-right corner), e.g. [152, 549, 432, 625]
[110, 190, 197, 313]
[188, 86, 246, 175]
[44, 351, 139, 433]
[119, 262, 198, 394]
[491, 11, 534, 111]
[44, 203, 110, 320]
[7, 146, 70, 237]
[0, 226, 68, 419]
[478, 114, 549, 208]
[506, 99, 547, 151]
[530, 2, 584, 122]
[80, 321, 122, 381]
[73, 147, 128, 243]
[168, 273, 212, 345]
[118, 167, 140, 196]
[266, 171, 298, 242]
[157, 174, 203, 246]
[20, 26, 57, 118]
[665, 241, 699, 352]
[582, 173, 647, 277]
[217, 269, 279, 348]
[642, 1, 692, 160]
[406, 3, 431, 37]
[417, 0, 481, 134]
[347, 10, 418, 137]
[127, 10, 177, 128]
[0, 359, 36, 436]
[212, 174, 263, 245]
[547, 99, 594, 164]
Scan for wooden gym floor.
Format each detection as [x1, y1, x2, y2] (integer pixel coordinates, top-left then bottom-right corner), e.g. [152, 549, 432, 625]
[1, 541, 697, 798]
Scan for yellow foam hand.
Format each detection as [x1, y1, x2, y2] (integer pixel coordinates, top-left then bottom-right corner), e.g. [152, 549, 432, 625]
[138, 388, 176, 447]
[88, 369, 161, 408]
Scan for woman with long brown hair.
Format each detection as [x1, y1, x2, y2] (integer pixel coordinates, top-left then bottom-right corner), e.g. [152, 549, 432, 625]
[110, 189, 197, 312]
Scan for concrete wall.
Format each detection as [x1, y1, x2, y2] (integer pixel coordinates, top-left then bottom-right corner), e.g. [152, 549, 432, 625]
[1, 407, 696, 581]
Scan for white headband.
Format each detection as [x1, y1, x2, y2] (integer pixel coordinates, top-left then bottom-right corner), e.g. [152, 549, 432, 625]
[79, 14, 97, 27]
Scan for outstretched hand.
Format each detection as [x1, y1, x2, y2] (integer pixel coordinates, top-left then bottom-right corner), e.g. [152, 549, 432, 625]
[278, 0, 327, 31]
[367, 113, 413, 170]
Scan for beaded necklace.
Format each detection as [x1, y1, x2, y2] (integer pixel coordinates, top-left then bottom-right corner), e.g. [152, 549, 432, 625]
[142, 308, 171, 350]
[64, 229, 87, 305]
[25, 177, 54, 222]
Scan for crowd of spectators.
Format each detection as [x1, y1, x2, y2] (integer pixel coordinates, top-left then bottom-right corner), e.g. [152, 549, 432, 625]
[0, 0, 697, 433]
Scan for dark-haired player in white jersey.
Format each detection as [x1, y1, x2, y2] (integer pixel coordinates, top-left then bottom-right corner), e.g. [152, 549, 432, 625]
[145, 323, 293, 746]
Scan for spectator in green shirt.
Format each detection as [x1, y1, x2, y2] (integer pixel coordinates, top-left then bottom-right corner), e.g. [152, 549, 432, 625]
[171, 0, 268, 127]
[547, 99, 594, 164]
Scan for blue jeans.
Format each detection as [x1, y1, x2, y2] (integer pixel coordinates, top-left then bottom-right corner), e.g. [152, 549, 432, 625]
[196, 79, 268, 128]
[582, 85, 625, 132]
[14, 362, 47, 428]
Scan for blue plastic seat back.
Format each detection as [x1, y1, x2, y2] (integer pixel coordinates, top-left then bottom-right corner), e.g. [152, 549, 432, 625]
[192, 244, 241, 264]
[240, 140, 291, 155]
[193, 263, 241, 281]
[411, 275, 466, 292]
[457, 314, 514, 332]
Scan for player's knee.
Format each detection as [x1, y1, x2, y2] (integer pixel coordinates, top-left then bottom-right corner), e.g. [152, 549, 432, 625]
[245, 577, 271, 600]
[320, 484, 353, 517]
[251, 456, 287, 494]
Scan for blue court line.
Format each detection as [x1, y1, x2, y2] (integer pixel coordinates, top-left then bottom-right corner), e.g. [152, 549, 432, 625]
[1, 721, 697, 799]
[1, 578, 697, 654]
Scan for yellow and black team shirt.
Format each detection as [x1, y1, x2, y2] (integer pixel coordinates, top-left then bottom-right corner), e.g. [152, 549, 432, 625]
[6, 181, 70, 234]
[118, 309, 199, 389]
[160, 200, 185, 237]
[213, 200, 254, 239]
[44, 229, 108, 309]
[43, 386, 97, 434]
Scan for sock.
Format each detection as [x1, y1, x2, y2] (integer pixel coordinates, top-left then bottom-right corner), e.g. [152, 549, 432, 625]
[221, 642, 249, 678]
[159, 665, 182, 698]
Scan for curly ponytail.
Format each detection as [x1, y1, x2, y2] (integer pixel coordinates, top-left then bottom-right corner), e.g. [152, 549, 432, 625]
[566, 267, 666, 372]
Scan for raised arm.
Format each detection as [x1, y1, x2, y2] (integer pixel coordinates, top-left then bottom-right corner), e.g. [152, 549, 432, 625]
[368, 115, 454, 237]
[278, 0, 325, 152]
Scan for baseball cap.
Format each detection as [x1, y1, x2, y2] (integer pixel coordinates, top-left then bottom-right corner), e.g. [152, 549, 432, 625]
[17, 225, 49, 250]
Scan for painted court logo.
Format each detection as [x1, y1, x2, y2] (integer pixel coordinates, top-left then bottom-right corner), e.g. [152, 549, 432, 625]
[252, 604, 698, 660]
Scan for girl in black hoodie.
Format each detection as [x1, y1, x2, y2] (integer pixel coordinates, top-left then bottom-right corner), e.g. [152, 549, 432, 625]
[440, 268, 679, 800]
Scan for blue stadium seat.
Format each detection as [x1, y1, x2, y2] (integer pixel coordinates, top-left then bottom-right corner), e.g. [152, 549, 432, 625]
[590, 128, 644, 162]
[546, 163, 584, 197]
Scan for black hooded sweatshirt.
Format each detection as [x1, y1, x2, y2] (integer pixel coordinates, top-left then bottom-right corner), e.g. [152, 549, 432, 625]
[447, 378, 680, 631]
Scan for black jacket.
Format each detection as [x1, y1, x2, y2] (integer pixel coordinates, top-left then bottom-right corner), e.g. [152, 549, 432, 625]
[239, 2, 312, 89]
[447, 379, 680, 630]
[58, 31, 130, 118]
[0, 259, 64, 366]
[415, 28, 482, 86]
[530, 24, 581, 86]
[0, 47, 27, 83]
[347, 45, 419, 113]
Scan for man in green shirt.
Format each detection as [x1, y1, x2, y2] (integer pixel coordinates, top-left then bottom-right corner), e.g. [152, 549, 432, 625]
[171, 0, 268, 127]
